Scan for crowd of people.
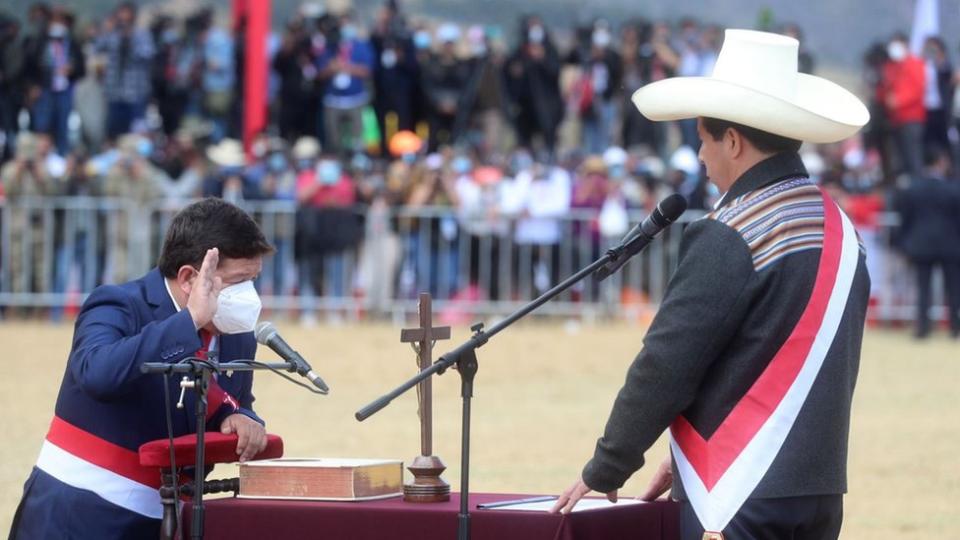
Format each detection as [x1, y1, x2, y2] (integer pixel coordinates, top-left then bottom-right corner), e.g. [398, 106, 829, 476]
[0, 1, 958, 335]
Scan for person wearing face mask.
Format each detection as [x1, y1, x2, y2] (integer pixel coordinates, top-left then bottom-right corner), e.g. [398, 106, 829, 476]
[9, 198, 274, 539]
[370, 5, 420, 155]
[920, 36, 955, 155]
[23, 10, 85, 156]
[504, 15, 563, 157]
[95, 1, 156, 139]
[422, 23, 471, 151]
[295, 152, 361, 322]
[103, 133, 168, 283]
[568, 20, 623, 154]
[879, 33, 927, 179]
[316, 11, 376, 155]
[193, 8, 236, 142]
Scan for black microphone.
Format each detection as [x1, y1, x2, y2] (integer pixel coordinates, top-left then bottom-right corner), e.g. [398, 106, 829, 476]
[595, 193, 688, 281]
[255, 322, 330, 394]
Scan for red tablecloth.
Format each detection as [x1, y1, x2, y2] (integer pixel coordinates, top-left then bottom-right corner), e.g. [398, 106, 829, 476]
[187, 493, 680, 540]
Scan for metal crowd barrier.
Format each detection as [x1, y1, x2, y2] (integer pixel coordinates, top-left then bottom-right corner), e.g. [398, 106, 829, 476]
[0, 196, 947, 325]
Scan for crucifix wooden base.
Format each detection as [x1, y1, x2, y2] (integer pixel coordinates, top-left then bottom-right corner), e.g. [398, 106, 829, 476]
[400, 293, 451, 503]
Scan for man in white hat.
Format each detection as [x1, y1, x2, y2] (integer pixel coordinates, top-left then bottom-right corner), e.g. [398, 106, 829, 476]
[552, 29, 871, 540]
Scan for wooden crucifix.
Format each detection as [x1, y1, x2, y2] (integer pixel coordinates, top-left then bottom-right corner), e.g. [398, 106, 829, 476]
[399, 293, 451, 502]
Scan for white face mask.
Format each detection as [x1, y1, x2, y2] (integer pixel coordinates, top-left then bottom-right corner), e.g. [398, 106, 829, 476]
[528, 25, 545, 44]
[212, 280, 261, 334]
[888, 42, 907, 62]
[592, 29, 611, 49]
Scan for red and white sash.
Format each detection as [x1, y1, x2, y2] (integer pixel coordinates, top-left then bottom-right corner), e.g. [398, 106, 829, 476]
[669, 190, 859, 534]
[36, 416, 163, 518]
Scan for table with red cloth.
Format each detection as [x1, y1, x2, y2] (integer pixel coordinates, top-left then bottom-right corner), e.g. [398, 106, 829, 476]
[186, 492, 681, 540]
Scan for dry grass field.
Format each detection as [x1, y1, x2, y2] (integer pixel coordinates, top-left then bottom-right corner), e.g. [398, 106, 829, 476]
[1, 321, 957, 539]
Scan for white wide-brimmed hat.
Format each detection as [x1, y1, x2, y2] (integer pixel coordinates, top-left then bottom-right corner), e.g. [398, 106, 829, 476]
[207, 139, 246, 168]
[292, 136, 321, 160]
[632, 29, 869, 144]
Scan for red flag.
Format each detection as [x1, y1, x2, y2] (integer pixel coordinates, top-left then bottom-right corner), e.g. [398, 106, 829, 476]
[237, 0, 270, 155]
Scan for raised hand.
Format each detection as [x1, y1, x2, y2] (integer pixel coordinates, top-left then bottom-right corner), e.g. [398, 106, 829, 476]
[186, 248, 223, 329]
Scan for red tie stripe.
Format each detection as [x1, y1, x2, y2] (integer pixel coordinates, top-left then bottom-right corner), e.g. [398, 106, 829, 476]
[197, 330, 239, 421]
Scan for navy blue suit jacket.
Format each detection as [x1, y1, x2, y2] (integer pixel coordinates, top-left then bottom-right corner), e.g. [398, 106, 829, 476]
[11, 268, 262, 539]
[55, 267, 262, 445]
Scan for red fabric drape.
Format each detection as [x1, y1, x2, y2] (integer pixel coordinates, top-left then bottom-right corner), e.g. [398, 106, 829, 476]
[235, 0, 270, 155]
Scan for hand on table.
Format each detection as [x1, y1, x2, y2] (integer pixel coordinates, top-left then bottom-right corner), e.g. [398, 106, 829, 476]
[221, 413, 267, 462]
[549, 477, 617, 514]
[639, 456, 673, 501]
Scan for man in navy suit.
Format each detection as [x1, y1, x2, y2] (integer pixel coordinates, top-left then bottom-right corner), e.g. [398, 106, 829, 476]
[10, 198, 275, 539]
[895, 145, 960, 338]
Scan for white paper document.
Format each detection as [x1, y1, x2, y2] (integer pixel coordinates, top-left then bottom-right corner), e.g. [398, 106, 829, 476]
[485, 497, 645, 513]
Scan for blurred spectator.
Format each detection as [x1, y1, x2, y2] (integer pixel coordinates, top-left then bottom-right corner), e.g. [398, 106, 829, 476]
[202, 138, 246, 203]
[0, 132, 67, 298]
[21, 3, 53, 82]
[195, 9, 235, 141]
[421, 23, 470, 150]
[370, 3, 419, 149]
[572, 155, 610, 241]
[669, 145, 713, 210]
[155, 125, 205, 201]
[460, 25, 508, 157]
[674, 19, 708, 149]
[74, 28, 109, 152]
[401, 152, 461, 298]
[572, 155, 611, 301]
[862, 42, 893, 182]
[102, 133, 164, 283]
[0, 14, 25, 162]
[620, 20, 676, 154]
[629, 152, 671, 212]
[24, 9, 85, 156]
[296, 145, 361, 322]
[254, 136, 297, 297]
[456, 164, 508, 299]
[921, 37, 954, 156]
[273, 16, 321, 141]
[504, 16, 563, 157]
[246, 134, 295, 200]
[880, 33, 926, 180]
[602, 146, 628, 181]
[96, 2, 155, 138]
[782, 23, 815, 74]
[316, 11, 375, 155]
[600, 146, 634, 235]
[151, 14, 189, 136]
[501, 154, 571, 295]
[893, 145, 960, 339]
[354, 153, 401, 315]
[569, 21, 622, 154]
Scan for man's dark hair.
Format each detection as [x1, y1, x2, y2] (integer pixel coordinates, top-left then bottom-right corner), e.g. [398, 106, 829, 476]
[158, 198, 274, 278]
[701, 117, 803, 155]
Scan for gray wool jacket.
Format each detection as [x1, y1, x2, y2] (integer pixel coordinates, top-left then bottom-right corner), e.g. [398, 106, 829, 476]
[582, 152, 870, 500]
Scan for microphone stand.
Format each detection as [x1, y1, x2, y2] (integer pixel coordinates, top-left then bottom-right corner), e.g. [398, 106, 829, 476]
[142, 359, 295, 540]
[356, 231, 653, 540]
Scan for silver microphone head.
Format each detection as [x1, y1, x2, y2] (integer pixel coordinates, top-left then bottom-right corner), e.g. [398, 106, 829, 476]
[254, 321, 277, 345]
